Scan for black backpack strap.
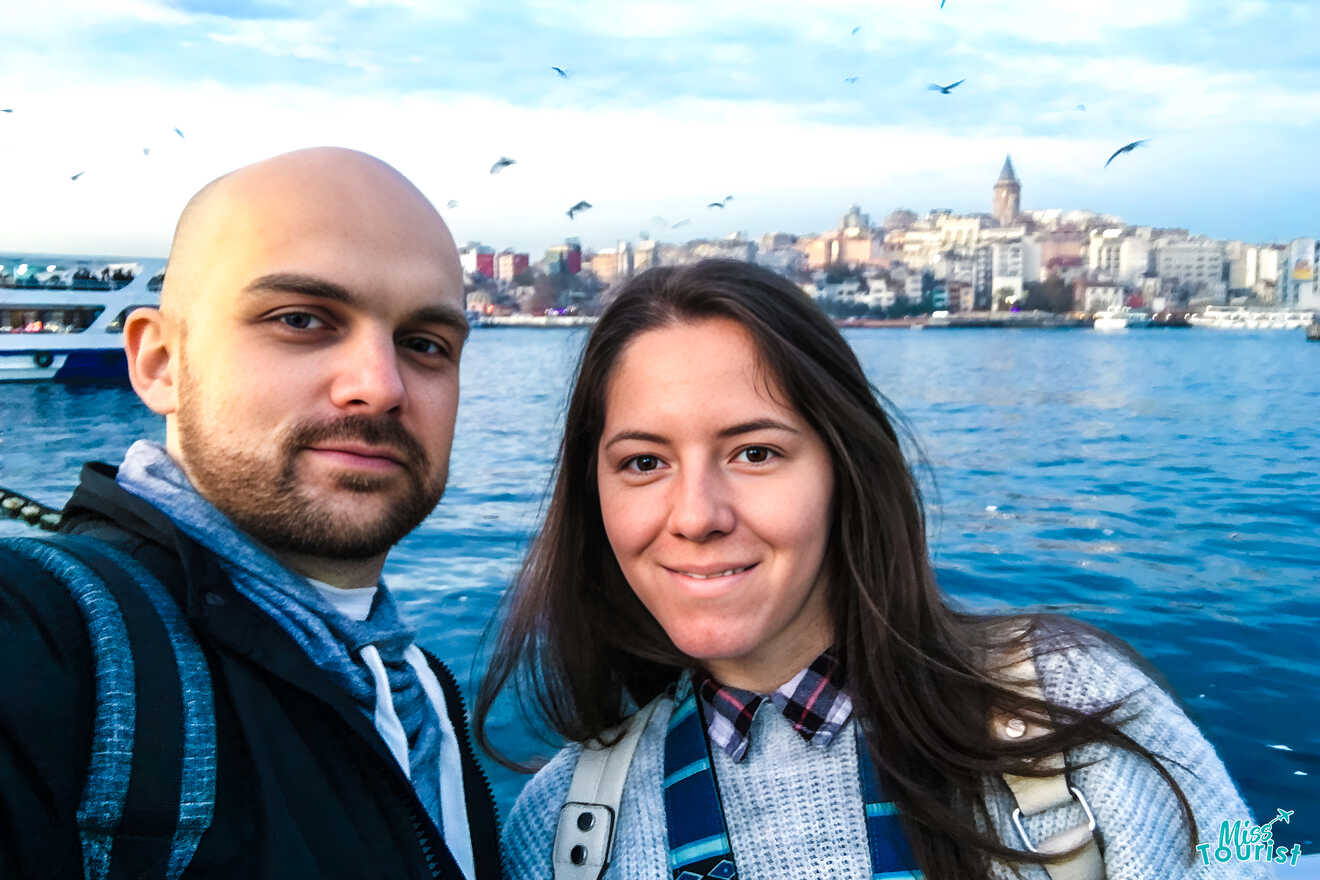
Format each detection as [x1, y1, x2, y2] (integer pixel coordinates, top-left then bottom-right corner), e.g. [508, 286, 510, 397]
[7, 535, 216, 880]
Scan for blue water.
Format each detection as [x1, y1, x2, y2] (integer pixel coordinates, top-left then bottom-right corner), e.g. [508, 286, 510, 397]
[1, 327, 1316, 848]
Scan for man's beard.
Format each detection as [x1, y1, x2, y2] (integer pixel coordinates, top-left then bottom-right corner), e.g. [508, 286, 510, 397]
[176, 392, 447, 561]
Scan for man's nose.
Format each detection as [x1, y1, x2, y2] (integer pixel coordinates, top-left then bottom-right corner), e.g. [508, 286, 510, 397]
[328, 330, 406, 414]
[667, 466, 735, 541]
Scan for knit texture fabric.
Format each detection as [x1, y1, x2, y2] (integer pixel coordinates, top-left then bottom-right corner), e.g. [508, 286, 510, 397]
[115, 440, 444, 831]
[501, 630, 1268, 879]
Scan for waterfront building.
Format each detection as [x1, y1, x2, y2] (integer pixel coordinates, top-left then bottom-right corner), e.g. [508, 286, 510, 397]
[882, 209, 918, 230]
[542, 239, 582, 275]
[633, 238, 658, 273]
[992, 155, 1021, 227]
[459, 243, 495, 279]
[1087, 228, 1151, 282]
[685, 235, 756, 264]
[495, 249, 530, 283]
[1153, 237, 1226, 300]
[1280, 238, 1320, 308]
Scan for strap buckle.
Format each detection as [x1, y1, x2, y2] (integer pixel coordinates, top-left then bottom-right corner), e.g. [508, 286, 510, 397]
[1010, 785, 1096, 854]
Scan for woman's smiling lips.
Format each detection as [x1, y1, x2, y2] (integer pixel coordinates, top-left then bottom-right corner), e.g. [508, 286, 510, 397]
[662, 562, 758, 582]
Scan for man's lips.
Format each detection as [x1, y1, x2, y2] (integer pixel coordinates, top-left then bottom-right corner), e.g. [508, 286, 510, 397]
[305, 444, 407, 470]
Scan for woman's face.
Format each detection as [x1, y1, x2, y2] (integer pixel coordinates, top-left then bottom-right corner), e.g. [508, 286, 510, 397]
[596, 317, 835, 692]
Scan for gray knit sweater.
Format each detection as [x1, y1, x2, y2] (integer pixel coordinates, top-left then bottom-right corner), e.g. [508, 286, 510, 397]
[502, 631, 1268, 879]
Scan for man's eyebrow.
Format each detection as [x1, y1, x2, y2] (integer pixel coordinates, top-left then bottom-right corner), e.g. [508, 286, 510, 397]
[603, 419, 799, 450]
[243, 272, 469, 338]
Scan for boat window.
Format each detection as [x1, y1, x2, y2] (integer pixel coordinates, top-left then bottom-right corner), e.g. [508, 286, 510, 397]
[0, 307, 104, 334]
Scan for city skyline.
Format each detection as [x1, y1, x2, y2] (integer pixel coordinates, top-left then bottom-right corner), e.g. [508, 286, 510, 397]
[0, 0, 1317, 255]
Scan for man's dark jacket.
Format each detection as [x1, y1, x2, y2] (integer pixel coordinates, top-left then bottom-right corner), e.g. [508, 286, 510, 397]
[0, 463, 501, 879]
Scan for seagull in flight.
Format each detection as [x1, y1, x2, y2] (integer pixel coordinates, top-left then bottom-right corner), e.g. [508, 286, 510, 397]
[851, 25, 861, 35]
[929, 79, 964, 94]
[566, 200, 592, 219]
[706, 201, 725, 209]
[1, 108, 12, 113]
[1104, 139, 1148, 168]
[143, 147, 151, 156]
[490, 156, 516, 174]
[551, 66, 568, 78]
[844, 76, 860, 84]
[445, 200, 459, 209]
[174, 127, 185, 138]
[1075, 103, 1086, 111]
[70, 171, 85, 181]
[940, 0, 946, 7]
[671, 218, 690, 229]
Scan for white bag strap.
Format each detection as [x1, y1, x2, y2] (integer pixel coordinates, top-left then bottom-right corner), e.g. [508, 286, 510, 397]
[993, 654, 1104, 880]
[552, 696, 666, 880]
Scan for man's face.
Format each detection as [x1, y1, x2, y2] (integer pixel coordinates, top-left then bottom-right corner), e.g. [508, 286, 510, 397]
[168, 170, 467, 561]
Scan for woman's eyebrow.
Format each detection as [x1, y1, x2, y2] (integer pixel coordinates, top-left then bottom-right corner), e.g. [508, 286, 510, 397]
[717, 418, 799, 438]
[603, 419, 799, 449]
[603, 430, 667, 450]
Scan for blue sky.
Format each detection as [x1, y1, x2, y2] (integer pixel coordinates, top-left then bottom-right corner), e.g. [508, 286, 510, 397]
[1, 0, 1317, 256]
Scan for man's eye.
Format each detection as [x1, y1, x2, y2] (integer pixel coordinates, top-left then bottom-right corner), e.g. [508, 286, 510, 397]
[735, 446, 777, 464]
[402, 337, 448, 357]
[624, 455, 662, 473]
[277, 312, 326, 330]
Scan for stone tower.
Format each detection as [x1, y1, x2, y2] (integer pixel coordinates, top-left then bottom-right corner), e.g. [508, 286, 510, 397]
[993, 155, 1021, 226]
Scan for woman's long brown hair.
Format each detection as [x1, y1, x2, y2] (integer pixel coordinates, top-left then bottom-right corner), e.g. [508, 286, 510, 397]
[475, 258, 1195, 877]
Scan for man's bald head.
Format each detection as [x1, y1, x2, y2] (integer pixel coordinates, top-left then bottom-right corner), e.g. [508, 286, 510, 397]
[160, 147, 460, 322]
[124, 146, 469, 585]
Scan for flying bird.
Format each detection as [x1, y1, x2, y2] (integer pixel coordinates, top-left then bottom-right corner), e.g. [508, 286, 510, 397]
[566, 200, 592, 219]
[489, 156, 516, 174]
[174, 127, 184, 138]
[143, 147, 150, 156]
[707, 201, 725, 209]
[671, 218, 690, 229]
[446, 199, 459, 209]
[551, 66, 568, 78]
[844, 76, 860, 84]
[940, 0, 946, 7]
[929, 79, 964, 94]
[723, 195, 733, 203]
[70, 171, 84, 181]
[850, 25, 861, 35]
[1076, 103, 1087, 111]
[1, 108, 12, 113]
[1104, 139, 1148, 168]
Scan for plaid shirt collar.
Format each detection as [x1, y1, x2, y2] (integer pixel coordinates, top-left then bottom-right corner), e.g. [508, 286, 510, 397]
[694, 650, 853, 763]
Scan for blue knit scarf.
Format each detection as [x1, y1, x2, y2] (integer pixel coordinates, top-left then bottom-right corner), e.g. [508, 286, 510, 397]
[115, 440, 443, 829]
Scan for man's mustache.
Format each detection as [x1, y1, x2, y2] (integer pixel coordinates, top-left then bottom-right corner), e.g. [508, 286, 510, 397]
[288, 416, 429, 473]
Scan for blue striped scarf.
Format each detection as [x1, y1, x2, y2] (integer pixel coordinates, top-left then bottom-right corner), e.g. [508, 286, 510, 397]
[115, 440, 443, 829]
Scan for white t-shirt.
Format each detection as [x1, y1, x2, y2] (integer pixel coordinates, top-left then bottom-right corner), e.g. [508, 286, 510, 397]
[310, 580, 475, 880]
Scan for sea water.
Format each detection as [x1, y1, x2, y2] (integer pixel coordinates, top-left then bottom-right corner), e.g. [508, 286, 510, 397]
[1, 326, 1316, 848]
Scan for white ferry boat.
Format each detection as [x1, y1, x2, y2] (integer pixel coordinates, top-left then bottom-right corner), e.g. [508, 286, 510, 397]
[1187, 304, 1316, 330]
[1092, 306, 1152, 331]
[0, 258, 164, 382]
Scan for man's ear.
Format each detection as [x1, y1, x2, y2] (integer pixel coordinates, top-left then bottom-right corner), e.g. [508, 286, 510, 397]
[124, 307, 179, 415]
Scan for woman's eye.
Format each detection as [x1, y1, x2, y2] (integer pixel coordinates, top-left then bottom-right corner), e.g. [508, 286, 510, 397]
[277, 312, 326, 330]
[624, 455, 662, 473]
[736, 446, 777, 464]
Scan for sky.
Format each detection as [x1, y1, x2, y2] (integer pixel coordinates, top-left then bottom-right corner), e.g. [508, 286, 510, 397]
[1, 0, 1317, 258]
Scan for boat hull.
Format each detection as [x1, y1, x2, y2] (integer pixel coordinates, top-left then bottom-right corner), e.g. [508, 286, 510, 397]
[0, 348, 129, 382]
